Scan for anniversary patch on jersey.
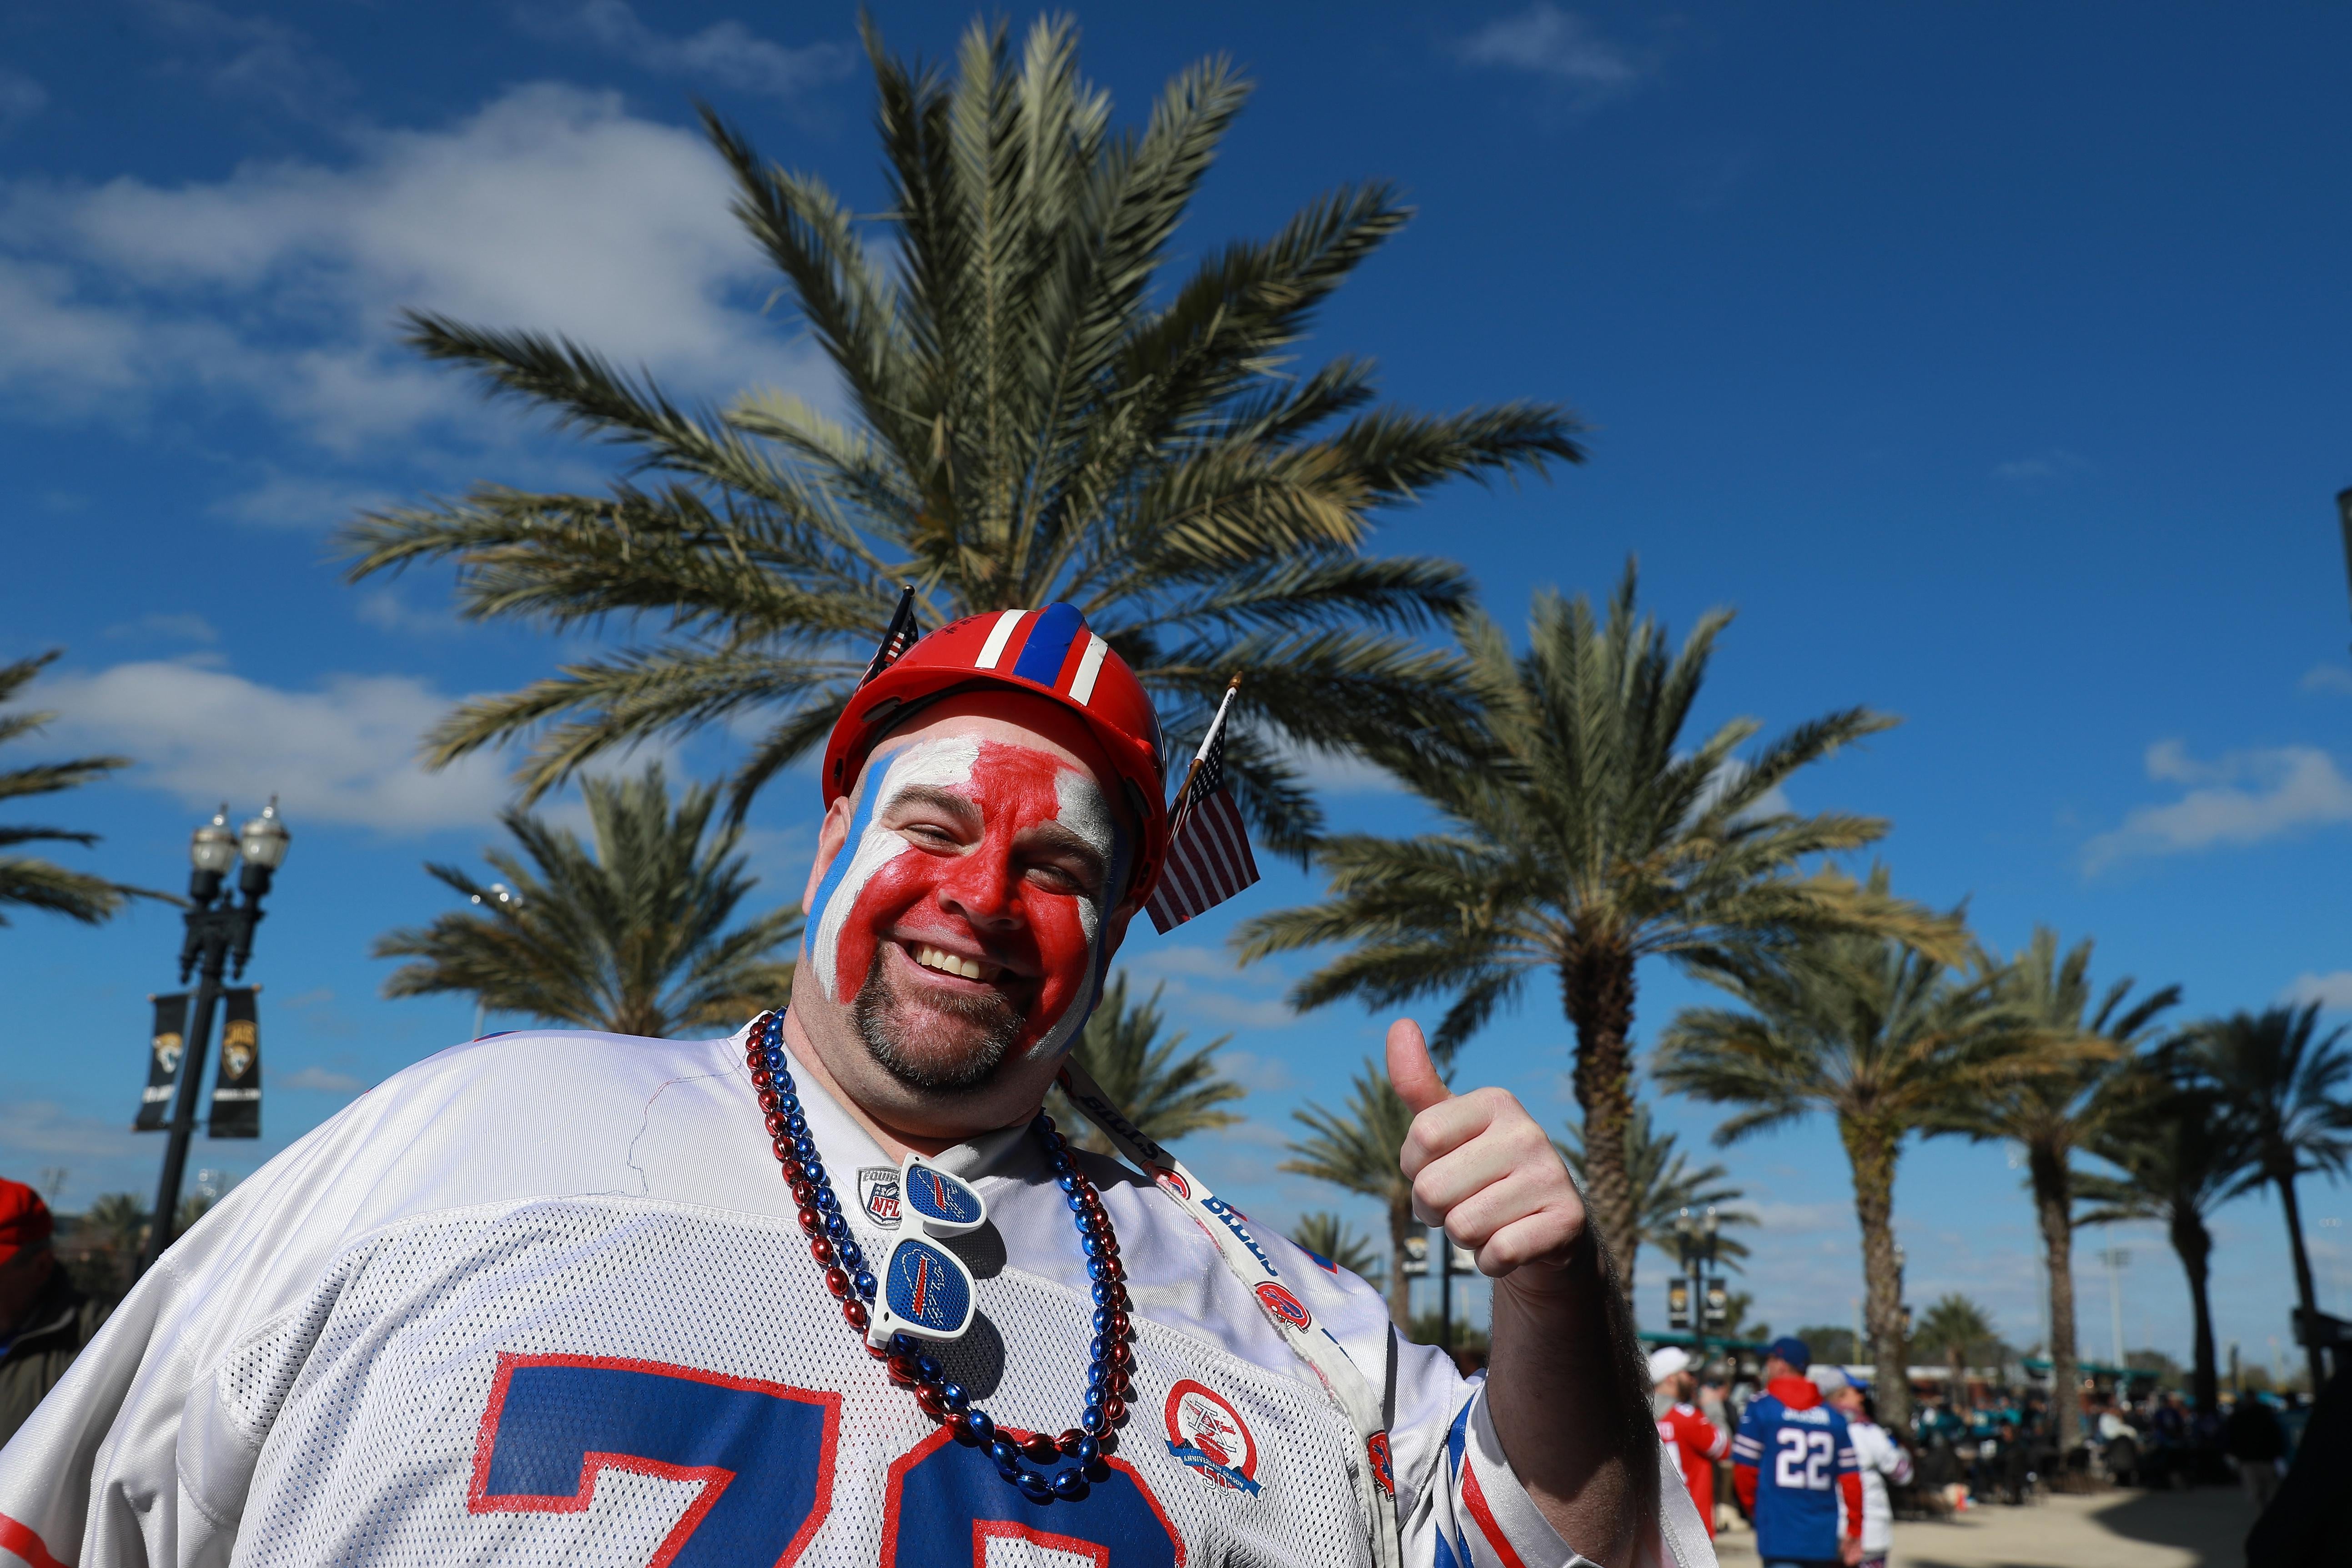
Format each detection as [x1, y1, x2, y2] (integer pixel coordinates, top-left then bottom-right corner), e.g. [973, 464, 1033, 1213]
[1163, 1379, 1261, 1497]
[858, 1166, 902, 1229]
[1255, 1282, 1312, 1332]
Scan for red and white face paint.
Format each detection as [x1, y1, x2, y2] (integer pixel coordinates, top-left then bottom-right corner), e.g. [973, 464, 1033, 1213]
[807, 734, 1123, 1064]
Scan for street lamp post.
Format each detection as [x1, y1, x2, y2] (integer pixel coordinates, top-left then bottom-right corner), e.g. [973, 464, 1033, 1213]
[140, 799, 290, 1274]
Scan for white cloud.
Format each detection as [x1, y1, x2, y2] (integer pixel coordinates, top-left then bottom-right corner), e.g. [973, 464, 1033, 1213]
[277, 1065, 367, 1093]
[1220, 1049, 1296, 1093]
[141, 0, 352, 119]
[0, 1098, 146, 1161]
[1992, 449, 2095, 483]
[353, 591, 461, 638]
[0, 67, 46, 133]
[1281, 742, 1401, 796]
[2302, 663, 2352, 697]
[0, 82, 830, 448]
[41, 660, 513, 832]
[2084, 740, 2352, 869]
[517, 1, 855, 100]
[2282, 972, 2352, 1010]
[208, 471, 398, 530]
[105, 611, 219, 644]
[1455, 6, 1640, 93]
[1116, 948, 1301, 1031]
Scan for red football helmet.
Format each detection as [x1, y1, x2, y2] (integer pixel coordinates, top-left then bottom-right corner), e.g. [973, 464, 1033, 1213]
[823, 603, 1171, 906]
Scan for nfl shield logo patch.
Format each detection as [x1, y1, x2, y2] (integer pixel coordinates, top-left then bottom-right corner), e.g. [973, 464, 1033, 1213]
[858, 1166, 902, 1229]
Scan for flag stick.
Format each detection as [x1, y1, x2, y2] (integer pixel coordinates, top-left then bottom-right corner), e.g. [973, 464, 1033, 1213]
[1166, 674, 1242, 846]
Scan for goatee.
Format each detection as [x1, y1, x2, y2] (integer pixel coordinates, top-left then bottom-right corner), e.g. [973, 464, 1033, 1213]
[852, 950, 1026, 1092]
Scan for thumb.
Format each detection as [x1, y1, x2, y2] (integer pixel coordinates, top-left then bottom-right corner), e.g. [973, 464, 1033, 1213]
[1386, 1017, 1452, 1115]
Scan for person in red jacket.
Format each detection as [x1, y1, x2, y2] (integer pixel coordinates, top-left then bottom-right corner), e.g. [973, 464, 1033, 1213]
[1651, 1346, 1728, 1538]
[1732, 1337, 1863, 1567]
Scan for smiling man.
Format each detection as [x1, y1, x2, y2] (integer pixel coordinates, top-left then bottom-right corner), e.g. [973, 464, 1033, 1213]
[0, 604, 1704, 1568]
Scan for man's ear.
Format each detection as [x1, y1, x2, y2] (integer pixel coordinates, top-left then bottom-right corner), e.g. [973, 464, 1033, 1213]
[1099, 900, 1138, 964]
[803, 794, 859, 916]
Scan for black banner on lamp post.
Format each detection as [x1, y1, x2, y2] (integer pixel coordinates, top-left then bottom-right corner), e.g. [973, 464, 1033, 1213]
[208, 986, 261, 1139]
[134, 994, 190, 1132]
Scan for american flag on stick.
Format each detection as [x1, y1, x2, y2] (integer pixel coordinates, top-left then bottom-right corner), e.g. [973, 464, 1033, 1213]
[1146, 676, 1261, 934]
[857, 585, 922, 688]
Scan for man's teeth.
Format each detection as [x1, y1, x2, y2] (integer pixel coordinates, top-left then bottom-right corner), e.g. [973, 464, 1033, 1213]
[914, 945, 992, 981]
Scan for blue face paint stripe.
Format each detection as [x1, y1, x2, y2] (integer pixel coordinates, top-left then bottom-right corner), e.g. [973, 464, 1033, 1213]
[1010, 602, 1084, 687]
[808, 767, 889, 950]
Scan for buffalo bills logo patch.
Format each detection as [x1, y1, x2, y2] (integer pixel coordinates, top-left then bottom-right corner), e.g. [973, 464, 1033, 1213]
[1163, 1380, 1261, 1496]
[1367, 1431, 1395, 1496]
[1154, 1169, 1190, 1200]
[857, 1166, 901, 1229]
[1254, 1282, 1312, 1332]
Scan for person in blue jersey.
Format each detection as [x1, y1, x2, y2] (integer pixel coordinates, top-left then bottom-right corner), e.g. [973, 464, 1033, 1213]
[1731, 1338, 1862, 1567]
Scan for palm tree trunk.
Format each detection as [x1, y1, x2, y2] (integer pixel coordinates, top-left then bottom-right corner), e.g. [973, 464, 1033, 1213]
[1387, 1186, 1417, 1332]
[1562, 934, 1639, 1306]
[1839, 1114, 1911, 1429]
[2274, 1168, 2329, 1392]
[2028, 1138, 2084, 1452]
[2171, 1207, 2219, 1414]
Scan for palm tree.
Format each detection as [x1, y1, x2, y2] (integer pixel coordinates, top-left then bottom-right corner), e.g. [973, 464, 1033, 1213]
[2074, 1060, 2250, 1413]
[372, 764, 799, 1038]
[2173, 1005, 2352, 1394]
[1283, 1062, 1418, 1327]
[1240, 565, 1958, 1299]
[1657, 912, 2015, 1428]
[1045, 971, 1244, 1154]
[1911, 1293, 1998, 1392]
[1, 651, 160, 925]
[1929, 930, 2178, 1452]
[1289, 1211, 1386, 1285]
[1559, 1101, 1757, 1271]
[337, 17, 1582, 854]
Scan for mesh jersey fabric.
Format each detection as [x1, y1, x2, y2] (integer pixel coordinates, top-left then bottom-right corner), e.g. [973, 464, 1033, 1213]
[1730, 1391, 1858, 1562]
[0, 1024, 1703, 1568]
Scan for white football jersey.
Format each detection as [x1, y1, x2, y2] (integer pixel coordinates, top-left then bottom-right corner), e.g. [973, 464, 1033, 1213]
[0, 1025, 1709, 1568]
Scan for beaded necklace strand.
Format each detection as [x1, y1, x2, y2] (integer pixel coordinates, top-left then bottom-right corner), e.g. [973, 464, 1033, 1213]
[745, 1009, 1137, 1502]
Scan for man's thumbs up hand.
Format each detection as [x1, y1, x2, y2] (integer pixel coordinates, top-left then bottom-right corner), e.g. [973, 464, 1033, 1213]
[1388, 1017, 1588, 1280]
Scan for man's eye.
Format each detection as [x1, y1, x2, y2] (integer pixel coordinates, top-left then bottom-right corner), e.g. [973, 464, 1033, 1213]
[1025, 864, 1089, 894]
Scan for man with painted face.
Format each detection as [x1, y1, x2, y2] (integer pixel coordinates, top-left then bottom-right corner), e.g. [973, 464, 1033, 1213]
[0, 605, 1704, 1568]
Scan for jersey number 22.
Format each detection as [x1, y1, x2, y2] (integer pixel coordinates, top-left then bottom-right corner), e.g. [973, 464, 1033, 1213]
[1773, 1427, 1834, 1490]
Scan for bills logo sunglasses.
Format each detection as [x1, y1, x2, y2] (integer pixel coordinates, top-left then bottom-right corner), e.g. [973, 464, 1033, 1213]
[864, 1156, 988, 1349]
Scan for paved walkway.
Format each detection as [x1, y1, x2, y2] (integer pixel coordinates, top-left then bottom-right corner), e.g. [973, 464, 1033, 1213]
[1708, 1486, 2253, 1568]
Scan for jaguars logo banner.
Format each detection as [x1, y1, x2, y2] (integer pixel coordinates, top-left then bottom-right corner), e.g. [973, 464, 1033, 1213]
[134, 993, 191, 1131]
[208, 986, 261, 1139]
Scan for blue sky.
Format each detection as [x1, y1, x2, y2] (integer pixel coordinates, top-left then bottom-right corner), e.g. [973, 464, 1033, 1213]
[4, 0, 2351, 1373]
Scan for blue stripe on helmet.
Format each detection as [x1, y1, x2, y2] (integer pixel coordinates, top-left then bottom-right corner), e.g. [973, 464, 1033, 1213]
[1011, 601, 1084, 688]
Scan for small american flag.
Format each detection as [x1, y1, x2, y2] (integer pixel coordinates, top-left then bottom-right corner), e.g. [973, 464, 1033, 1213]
[1146, 682, 1260, 934]
[858, 585, 922, 688]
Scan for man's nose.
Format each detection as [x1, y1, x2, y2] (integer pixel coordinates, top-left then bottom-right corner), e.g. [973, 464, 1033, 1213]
[936, 844, 1024, 930]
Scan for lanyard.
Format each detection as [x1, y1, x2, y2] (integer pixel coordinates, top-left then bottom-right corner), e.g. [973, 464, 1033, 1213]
[1057, 1058, 1404, 1568]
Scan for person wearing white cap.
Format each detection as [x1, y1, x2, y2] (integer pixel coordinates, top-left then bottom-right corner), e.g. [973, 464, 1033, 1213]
[1653, 1345, 1729, 1541]
[1820, 1368, 1910, 1568]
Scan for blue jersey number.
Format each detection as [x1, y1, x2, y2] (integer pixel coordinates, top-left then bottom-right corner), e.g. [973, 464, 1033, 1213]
[1772, 1427, 1834, 1490]
[883, 1427, 1182, 1567]
[472, 1355, 1180, 1566]
[471, 1355, 839, 1566]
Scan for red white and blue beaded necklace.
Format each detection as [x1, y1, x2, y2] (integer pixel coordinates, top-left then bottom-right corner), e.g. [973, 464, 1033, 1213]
[744, 1008, 1136, 1503]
